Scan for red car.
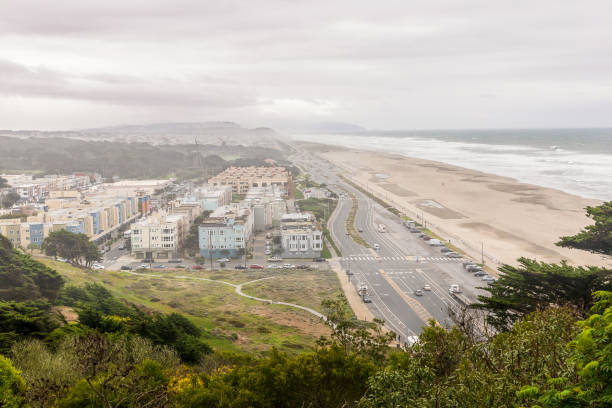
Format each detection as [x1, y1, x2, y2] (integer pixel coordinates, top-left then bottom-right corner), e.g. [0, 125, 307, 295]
[249, 264, 264, 269]
[192, 265, 203, 270]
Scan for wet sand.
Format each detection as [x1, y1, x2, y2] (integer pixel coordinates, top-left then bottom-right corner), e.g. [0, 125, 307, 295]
[298, 141, 608, 268]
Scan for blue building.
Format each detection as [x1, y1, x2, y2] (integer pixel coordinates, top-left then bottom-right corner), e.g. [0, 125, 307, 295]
[198, 206, 253, 258]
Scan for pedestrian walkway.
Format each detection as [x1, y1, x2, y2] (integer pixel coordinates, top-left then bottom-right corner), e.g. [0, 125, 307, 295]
[342, 255, 463, 262]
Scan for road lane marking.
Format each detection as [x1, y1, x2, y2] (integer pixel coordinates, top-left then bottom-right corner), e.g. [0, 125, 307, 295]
[378, 268, 438, 326]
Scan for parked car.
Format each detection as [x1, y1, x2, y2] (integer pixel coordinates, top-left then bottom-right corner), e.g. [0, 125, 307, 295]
[440, 247, 453, 253]
[474, 270, 487, 276]
[120, 265, 132, 270]
[154, 264, 166, 269]
[92, 263, 105, 270]
[139, 263, 150, 269]
[296, 265, 310, 270]
[409, 228, 421, 233]
[357, 227, 363, 232]
[466, 265, 482, 272]
[313, 257, 325, 262]
[462, 261, 476, 269]
[265, 250, 271, 255]
[422, 235, 431, 241]
[362, 295, 372, 303]
[447, 252, 462, 258]
[414, 289, 424, 296]
[175, 265, 186, 268]
[235, 265, 247, 270]
[168, 258, 182, 263]
[249, 264, 264, 269]
[192, 265, 203, 270]
[268, 257, 282, 262]
[216, 258, 230, 263]
[373, 244, 380, 250]
[118, 245, 125, 250]
[57, 257, 68, 262]
[423, 284, 431, 291]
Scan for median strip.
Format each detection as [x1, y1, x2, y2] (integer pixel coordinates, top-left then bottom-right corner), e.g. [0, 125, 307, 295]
[378, 268, 438, 325]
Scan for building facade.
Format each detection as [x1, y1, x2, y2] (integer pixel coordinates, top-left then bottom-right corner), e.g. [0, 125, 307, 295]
[280, 213, 323, 259]
[208, 166, 292, 195]
[131, 212, 189, 260]
[198, 205, 253, 258]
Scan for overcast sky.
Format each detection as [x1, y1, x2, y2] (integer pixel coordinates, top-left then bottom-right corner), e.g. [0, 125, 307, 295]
[1, 0, 611, 131]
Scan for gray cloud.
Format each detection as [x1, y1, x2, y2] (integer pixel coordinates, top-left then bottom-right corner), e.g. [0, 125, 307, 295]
[0, 0, 611, 129]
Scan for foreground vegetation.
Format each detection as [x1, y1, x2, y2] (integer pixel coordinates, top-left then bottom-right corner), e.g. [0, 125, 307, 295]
[1, 201, 611, 407]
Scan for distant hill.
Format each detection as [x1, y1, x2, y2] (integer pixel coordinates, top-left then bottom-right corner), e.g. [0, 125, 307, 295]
[81, 121, 241, 134]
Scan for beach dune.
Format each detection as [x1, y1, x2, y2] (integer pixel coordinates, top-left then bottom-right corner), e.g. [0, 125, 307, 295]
[299, 142, 608, 268]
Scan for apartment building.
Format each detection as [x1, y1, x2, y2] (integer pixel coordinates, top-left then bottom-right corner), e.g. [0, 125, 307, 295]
[280, 213, 323, 259]
[244, 186, 287, 231]
[208, 166, 292, 195]
[198, 205, 253, 258]
[189, 185, 232, 211]
[131, 212, 189, 260]
[4, 174, 91, 201]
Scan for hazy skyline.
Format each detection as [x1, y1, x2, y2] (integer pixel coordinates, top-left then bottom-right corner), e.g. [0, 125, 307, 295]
[2, 0, 612, 131]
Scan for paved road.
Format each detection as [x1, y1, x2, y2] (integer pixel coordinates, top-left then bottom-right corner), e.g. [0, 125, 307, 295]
[291, 149, 489, 341]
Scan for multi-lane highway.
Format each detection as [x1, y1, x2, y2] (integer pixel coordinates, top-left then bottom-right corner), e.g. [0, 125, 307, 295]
[292, 149, 488, 341]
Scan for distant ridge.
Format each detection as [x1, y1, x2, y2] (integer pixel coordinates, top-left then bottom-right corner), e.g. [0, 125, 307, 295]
[81, 121, 242, 134]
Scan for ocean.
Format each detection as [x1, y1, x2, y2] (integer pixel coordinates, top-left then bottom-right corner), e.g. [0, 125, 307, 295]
[295, 128, 612, 201]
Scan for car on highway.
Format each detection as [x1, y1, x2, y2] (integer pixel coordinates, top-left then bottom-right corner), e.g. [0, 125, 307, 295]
[447, 252, 462, 258]
[414, 289, 424, 296]
[357, 227, 363, 232]
[362, 295, 372, 303]
[249, 264, 264, 269]
[346, 270, 354, 275]
[216, 258, 230, 263]
[423, 284, 431, 291]
[235, 265, 247, 270]
[192, 265, 203, 270]
[265, 250, 271, 255]
[313, 257, 325, 262]
[118, 245, 125, 250]
[120, 265, 132, 270]
[153, 264, 166, 269]
[373, 244, 380, 250]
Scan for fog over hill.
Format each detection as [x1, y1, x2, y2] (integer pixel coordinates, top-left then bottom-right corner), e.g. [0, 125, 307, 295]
[0, 121, 280, 147]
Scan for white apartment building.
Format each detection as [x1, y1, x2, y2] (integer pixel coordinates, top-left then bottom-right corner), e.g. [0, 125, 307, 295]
[131, 212, 189, 260]
[280, 213, 323, 259]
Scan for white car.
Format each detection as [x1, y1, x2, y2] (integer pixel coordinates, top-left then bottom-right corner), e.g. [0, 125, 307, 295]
[216, 258, 230, 263]
[56, 257, 68, 263]
[373, 244, 380, 250]
[139, 263, 150, 269]
[265, 250, 272, 255]
[268, 257, 282, 262]
[92, 263, 105, 270]
[423, 284, 431, 291]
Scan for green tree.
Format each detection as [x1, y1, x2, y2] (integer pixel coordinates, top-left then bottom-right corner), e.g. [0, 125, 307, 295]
[473, 258, 611, 330]
[42, 230, 101, 268]
[1, 192, 21, 209]
[0, 234, 64, 302]
[557, 201, 612, 257]
[177, 346, 376, 408]
[0, 176, 9, 189]
[318, 294, 396, 363]
[519, 291, 612, 407]
[0, 355, 27, 408]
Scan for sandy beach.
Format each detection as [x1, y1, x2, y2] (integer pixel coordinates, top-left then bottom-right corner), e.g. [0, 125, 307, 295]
[298, 142, 608, 268]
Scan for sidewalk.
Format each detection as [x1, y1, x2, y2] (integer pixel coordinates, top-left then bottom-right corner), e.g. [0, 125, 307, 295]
[328, 257, 376, 322]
